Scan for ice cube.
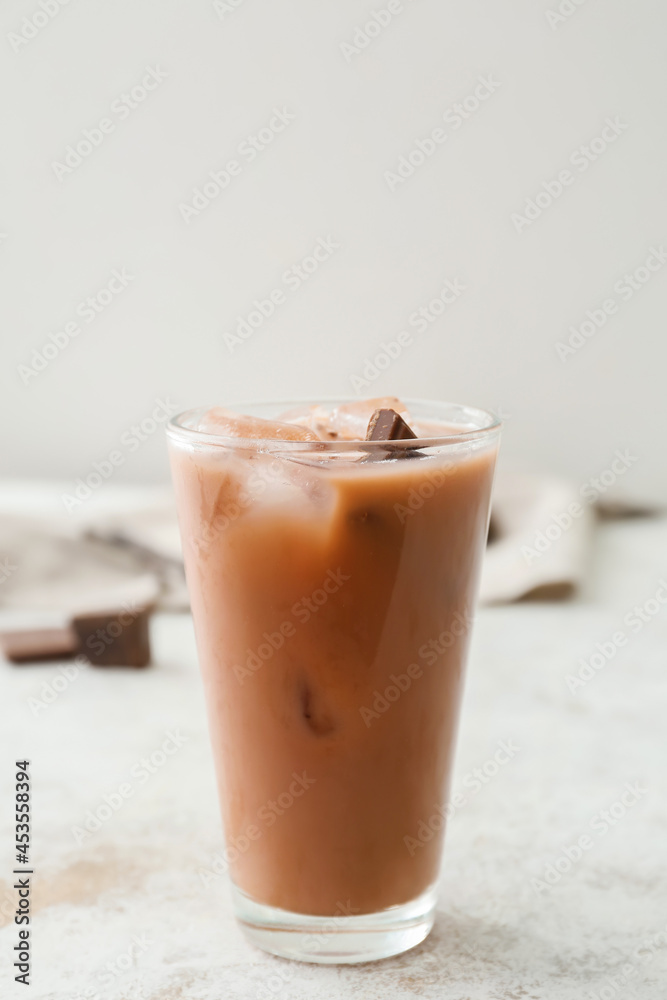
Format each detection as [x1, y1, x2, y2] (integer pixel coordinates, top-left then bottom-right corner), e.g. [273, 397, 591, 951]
[277, 404, 334, 440]
[282, 459, 336, 508]
[197, 407, 319, 442]
[329, 397, 412, 440]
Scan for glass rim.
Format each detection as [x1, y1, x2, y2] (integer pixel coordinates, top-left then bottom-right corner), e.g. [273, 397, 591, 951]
[166, 398, 502, 452]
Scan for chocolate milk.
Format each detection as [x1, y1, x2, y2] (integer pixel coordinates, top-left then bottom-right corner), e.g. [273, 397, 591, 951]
[169, 401, 498, 916]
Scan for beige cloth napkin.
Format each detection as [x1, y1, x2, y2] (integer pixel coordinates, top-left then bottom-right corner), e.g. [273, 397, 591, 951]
[0, 475, 597, 624]
[0, 487, 182, 629]
[0, 517, 163, 630]
[480, 473, 595, 604]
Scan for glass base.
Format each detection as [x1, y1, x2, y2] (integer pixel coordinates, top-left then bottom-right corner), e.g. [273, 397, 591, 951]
[231, 882, 437, 964]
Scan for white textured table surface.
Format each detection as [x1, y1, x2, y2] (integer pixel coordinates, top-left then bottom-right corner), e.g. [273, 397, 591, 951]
[1, 516, 666, 1000]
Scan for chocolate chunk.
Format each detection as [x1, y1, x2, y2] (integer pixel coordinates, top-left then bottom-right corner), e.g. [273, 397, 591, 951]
[1, 606, 154, 667]
[72, 605, 152, 668]
[0, 627, 78, 664]
[366, 408, 417, 441]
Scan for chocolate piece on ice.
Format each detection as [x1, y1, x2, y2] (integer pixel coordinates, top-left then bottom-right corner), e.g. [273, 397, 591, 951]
[366, 408, 417, 441]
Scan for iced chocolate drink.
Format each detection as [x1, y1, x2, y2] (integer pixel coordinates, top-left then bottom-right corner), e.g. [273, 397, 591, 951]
[167, 398, 500, 963]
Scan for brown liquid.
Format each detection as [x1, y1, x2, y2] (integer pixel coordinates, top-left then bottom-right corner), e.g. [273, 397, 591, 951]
[169, 435, 497, 916]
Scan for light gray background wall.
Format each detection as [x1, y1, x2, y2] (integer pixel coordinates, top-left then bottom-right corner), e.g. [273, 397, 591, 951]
[1, 0, 665, 504]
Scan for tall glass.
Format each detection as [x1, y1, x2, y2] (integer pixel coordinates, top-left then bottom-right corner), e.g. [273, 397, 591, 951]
[167, 399, 500, 963]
